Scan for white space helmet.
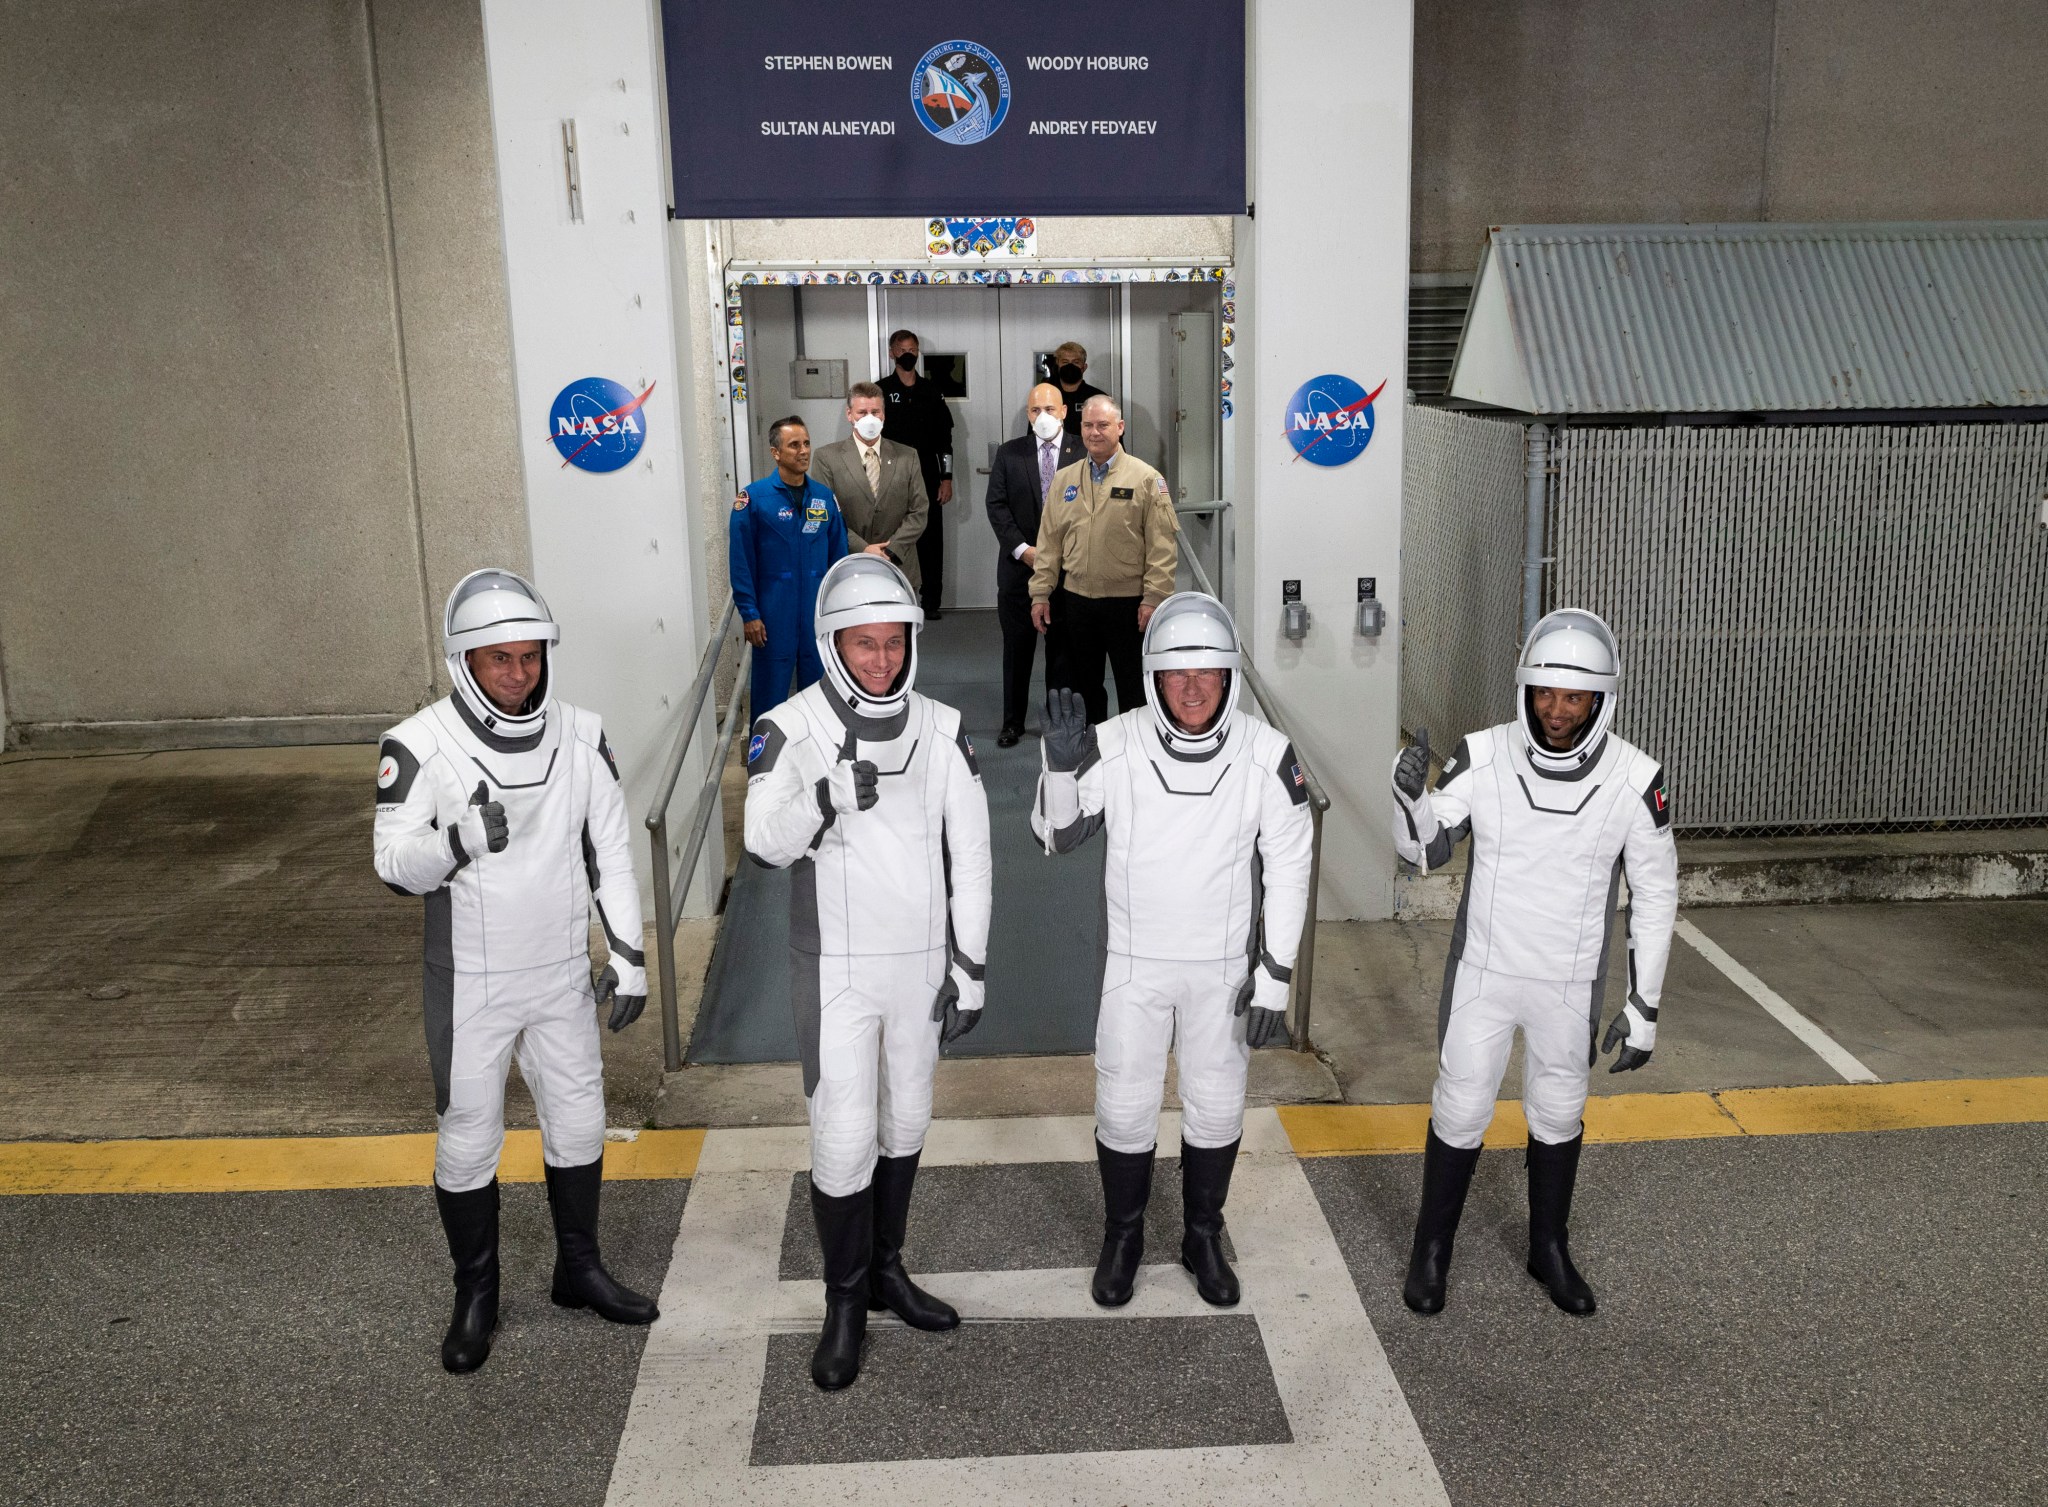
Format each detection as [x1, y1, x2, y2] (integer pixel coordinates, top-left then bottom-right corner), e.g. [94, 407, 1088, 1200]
[814, 554, 924, 719]
[1142, 591, 1243, 756]
[1514, 607, 1619, 773]
[443, 567, 560, 737]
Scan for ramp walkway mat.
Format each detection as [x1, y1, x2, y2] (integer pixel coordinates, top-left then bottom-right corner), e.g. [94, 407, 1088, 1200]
[687, 610, 1107, 1062]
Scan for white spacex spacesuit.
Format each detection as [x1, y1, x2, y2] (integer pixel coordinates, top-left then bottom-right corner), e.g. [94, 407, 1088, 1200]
[373, 568, 654, 1374]
[1391, 607, 1677, 1317]
[743, 553, 991, 1390]
[1033, 592, 1313, 1310]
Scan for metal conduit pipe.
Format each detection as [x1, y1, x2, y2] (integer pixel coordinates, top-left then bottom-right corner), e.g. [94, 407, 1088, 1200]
[1523, 422, 1550, 638]
[1173, 501, 1328, 1052]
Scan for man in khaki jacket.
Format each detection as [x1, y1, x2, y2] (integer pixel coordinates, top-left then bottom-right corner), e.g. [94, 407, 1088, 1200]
[811, 381, 930, 594]
[1028, 395, 1179, 723]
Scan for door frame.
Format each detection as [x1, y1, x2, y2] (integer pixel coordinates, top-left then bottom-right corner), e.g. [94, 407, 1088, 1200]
[720, 260, 1236, 514]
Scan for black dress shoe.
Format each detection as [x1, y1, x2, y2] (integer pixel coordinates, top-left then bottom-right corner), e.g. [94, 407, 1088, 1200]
[996, 725, 1022, 748]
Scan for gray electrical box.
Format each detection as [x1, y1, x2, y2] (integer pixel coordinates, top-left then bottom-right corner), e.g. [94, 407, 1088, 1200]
[790, 358, 847, 399]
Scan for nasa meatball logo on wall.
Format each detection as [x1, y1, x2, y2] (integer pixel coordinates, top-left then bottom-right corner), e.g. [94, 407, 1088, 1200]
[1283, 374, 1387, 468]
[911, 41, 1010, 145]
[548, 377, 655, 473]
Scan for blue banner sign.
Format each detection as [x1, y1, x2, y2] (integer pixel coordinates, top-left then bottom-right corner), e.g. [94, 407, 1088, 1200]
[660, 1, 1245, 217]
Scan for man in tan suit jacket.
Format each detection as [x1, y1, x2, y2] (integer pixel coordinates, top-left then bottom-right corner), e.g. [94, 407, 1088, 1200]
[811, 381, 930, 593]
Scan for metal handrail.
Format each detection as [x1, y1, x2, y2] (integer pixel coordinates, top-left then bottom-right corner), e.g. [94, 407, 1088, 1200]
[1171, 505, 1331, 1053]
[644, 594, 750, 1072]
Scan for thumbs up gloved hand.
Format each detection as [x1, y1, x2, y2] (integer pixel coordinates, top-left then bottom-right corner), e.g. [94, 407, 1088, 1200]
[450, 780, 509, 862]
[1042, 687, 1097, 774]
[1393, 727, 1432, 803]
[815, 732, 879, 817]
[930, 957, 985, 1045]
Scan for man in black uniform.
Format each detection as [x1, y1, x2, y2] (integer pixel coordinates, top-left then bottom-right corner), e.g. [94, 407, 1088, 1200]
[1049, 341, 1107, 438]
[879, 329, 955, 619]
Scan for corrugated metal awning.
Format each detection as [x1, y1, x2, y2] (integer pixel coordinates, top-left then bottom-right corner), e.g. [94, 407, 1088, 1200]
[1447, 221, 2048, 415]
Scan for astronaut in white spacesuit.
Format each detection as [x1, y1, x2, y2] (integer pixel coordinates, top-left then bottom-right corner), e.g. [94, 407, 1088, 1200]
[374, 568, 657, 1375]
[743, 554, 992, 1392]
[1032, 592, 1313, 1311]
[1391, 607, 1677, 1317]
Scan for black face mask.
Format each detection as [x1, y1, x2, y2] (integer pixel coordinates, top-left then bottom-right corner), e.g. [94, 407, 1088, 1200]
[1057, 362, 1083, 385]
[894, 350, 918, 372]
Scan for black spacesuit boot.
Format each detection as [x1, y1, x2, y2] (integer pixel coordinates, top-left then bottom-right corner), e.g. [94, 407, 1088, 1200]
[434, 1179, 500, 1374]
[1525, 1132, 1597, 1315]
[545, 1158, 659, 1324]
[811, 1177, 874, 1389]
[1402, 1123, 1482, 1315]
[1091, 1138, 1155, 1307]
[867, 1152, 959, 1331]
[1179, 1138, 1242, 1307]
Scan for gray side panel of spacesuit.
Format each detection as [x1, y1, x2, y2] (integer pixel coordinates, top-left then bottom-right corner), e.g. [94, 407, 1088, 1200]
[791, 968, 824, 1098]
[1591, 855, 1625, 1051]
[787, 851, 825, 1095]
[423, 889, 455, 1114]
[1437, 833, 1477, 1051]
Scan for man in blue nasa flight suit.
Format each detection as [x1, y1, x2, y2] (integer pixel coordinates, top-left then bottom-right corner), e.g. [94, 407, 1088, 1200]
[731, 415, 849, 715]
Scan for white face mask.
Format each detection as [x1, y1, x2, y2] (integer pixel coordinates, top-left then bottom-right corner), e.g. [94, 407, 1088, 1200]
[852, 413, 884, 443]
[1031, 411, 1063, 442]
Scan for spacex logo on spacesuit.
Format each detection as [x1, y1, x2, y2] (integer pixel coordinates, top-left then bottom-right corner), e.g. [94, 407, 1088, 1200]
[1283, 374, 1387, 467]
[547, 377, 654, 473]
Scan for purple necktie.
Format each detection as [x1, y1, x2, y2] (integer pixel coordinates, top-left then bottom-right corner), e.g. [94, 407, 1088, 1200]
[1040, 439, 1056, 497]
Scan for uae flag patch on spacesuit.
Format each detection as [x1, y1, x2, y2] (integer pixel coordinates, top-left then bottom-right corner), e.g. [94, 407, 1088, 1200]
[1644, 768, 1672, 829]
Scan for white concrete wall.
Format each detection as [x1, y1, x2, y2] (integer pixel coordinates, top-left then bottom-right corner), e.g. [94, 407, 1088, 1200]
[1240, 0, 1413, 919]
[480, 0, 712, 915]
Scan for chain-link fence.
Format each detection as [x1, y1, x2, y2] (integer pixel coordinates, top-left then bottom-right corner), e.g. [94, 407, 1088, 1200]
[1553, 422, 2048, 833]
[1400, 404, 1527, 752]
[1404, 408, 2048, 835]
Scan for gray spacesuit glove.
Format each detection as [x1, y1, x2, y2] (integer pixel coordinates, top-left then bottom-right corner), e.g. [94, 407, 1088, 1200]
[1042, 688, 1097, 773]
[594, 963, 646, 1033]
[1234, 968, 1290, 1049]
[930, 961, 985, 1045]
[816, 732, 879, 816]
[1393, 727, 1431, 802]
[1599, 994, 1657, 1072]
[450, 780, 509, 861]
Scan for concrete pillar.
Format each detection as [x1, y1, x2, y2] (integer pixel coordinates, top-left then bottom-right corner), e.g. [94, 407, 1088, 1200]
[479, 0, 713, 916]
[1240, 0, 1414, 918]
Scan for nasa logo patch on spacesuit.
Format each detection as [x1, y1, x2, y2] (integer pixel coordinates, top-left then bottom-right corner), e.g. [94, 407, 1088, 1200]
[746, 719, 785, 776]
[1063, 484, 1078, 502]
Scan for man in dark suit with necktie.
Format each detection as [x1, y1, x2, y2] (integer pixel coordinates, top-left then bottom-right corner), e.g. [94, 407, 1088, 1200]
[985, 382, 1085, 747]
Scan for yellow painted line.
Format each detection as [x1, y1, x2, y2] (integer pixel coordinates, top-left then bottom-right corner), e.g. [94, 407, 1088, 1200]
[0, 1128, 704, 1196]
[1278, 1076, 2048, 1158]
[1718, 1078, 2048, 1138]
